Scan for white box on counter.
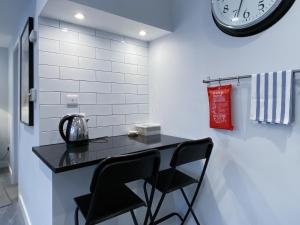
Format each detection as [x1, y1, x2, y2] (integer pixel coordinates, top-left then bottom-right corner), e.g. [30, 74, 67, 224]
[135, 123, 161, 136]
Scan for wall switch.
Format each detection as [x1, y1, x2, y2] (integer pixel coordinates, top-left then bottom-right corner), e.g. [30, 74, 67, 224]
[29, 88, 37, 102]
[66, 94, 79, 106]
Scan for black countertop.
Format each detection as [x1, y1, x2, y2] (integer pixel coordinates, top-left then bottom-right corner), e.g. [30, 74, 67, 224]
[32, 135, 189, 173]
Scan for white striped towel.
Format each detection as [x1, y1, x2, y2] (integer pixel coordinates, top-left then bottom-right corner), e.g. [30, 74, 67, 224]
[250, 70, 295, 125]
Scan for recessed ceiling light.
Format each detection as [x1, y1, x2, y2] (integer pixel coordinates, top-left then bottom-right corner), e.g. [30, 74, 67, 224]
[61, 28, 69, 32]
[74, 13, 85, 20]
[139, 30, 147, 36]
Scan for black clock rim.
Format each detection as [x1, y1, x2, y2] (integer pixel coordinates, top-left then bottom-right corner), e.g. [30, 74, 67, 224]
[212, 0, 295, 37]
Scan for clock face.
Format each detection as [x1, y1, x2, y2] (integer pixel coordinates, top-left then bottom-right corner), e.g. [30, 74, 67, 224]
[211, 0, 295, 36]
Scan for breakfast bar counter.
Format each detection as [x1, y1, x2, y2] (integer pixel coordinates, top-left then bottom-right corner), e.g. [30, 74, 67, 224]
[32, 134, 189, 225]
[33, 135, 189, 173]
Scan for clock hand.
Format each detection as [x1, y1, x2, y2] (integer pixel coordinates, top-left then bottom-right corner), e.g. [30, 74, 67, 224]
[237, 0, 245, 17]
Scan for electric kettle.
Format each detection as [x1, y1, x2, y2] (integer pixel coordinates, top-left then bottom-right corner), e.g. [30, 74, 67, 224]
[59, 114, 89, 146]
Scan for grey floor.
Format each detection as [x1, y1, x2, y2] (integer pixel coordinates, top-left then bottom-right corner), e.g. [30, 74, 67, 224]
[0, 168, 26, 225]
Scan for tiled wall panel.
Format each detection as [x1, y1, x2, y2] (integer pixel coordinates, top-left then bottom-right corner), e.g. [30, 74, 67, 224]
[39, 17, 149, 145]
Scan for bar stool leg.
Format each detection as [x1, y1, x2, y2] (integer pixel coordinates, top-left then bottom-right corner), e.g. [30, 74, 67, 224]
[180, 188, 201, 225]
[150, 193, 167, 225]
[130, 210, 139, 225]
[143, 181, 154, 222]
[74, 207, 80, 225]
[144, 179, 159, 225]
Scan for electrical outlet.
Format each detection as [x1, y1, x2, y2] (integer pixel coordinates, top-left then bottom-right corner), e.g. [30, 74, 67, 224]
[66, 94, 79, 106]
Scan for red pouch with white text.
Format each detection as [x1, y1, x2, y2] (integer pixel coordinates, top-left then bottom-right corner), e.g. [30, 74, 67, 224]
[207, 85, 234, 130]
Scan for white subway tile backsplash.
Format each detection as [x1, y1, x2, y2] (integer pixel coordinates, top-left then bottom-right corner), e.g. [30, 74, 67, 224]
[126, 94, 148, 104]
[80, 105, 112, 116]
[39, 25, 78, 43]
[40, 118, 61, 132]
[40, 105, 79, 119]
[95, 48, 111, 60]
[60, 67, 96, 81]
[96, 49, 124, 62]
[89, 126, 113, 139]
[112, 83, 137, 94]
[97, 94, 125, 104]
[96, 30, 123, 42]
[137, 66, 148, 75]
[125, 74, 148, 84]
[80, 81, 111, 93]
[60, 42, 96, 58]
[110, 41, 128, 53]
[39, 51, 59, 66]
[40, 51, 78, 67]
[39, 18, 149, 143]
[40, 65, 60, 79]
[61, 93, 97, 105]
[124, 37, 148, 48]
[87, 116, 97, 128]
[40, 78, 79, 92]
[135, 46, 148, 57]
[126, 114, 148, 124]
[96, 71, 124, 83]
[40, 131, 63, 145]
[97, 115, 125, 126]
[111, 41, 147, 56]
[138, 104, 149, 113]
[112, 125, 128, 136]
[39, 38, 59, 52]
[125, 54, 147, 66]
[78, 33, 110, 49]
[113, 105, 138, 114]
[60, 21, 96, 36]
[112, 62, 137, 74]
[138, 85, 148, 94]
[79, 57, 111, 71]
[40, 92, 61, 104]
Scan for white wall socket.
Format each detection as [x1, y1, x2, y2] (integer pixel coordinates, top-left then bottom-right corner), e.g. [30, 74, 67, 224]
[66, 94, 79, 106]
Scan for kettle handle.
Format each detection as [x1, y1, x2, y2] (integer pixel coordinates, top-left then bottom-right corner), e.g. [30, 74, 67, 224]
[59, 115, 74, 143]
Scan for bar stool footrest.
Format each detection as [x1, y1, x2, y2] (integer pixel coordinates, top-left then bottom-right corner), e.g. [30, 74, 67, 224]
[154, 212, 183, 225]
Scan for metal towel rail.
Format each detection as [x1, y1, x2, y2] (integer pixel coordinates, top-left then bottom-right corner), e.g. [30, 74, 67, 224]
[203, 70, 300, 84]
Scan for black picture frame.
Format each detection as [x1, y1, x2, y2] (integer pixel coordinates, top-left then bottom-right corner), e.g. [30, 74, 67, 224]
[20, 17, 34, 126]
[212, 0, 295, 37]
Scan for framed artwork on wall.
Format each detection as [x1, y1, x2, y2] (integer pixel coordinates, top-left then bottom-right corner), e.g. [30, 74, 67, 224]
[20, 17, 34, 126]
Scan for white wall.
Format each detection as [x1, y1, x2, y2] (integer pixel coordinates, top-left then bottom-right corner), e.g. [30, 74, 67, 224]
[7, 1, 53, 225]
[38, 17, 149, 145]
[70, 0, 173, 32]
[0, 47, 9, 165]
[149, 1, 300, 225]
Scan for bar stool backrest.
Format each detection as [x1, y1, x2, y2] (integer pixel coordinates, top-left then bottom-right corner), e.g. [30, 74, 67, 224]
[170, 138, 213, 168]
[87, 150, 160, 224]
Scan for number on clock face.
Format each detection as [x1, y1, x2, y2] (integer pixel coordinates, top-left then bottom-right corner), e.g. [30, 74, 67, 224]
[212, 0, 282, 29]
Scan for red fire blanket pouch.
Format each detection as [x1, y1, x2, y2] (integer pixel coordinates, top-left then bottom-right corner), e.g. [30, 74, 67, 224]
[207, 84, 234, 130]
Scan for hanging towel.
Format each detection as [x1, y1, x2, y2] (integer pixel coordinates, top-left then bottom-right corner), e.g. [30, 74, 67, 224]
[250, 70, 295, 125]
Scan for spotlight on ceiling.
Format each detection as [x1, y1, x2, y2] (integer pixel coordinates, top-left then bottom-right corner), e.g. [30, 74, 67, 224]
[139, 30, 147, 36]
[74, 13, 85, 20]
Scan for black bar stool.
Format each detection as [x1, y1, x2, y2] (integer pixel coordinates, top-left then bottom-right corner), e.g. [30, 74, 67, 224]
[143, 138, 213, 225]
[74, 150, 161, 225]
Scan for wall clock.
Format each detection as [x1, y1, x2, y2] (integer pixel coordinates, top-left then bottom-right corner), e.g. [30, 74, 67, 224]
[212, 0, 295, 37]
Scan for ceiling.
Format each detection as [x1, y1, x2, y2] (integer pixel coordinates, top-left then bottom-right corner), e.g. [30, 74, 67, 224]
[41, 0, 171, 42]
[69, 0, 173, 32]
[0, 0, 34, 47]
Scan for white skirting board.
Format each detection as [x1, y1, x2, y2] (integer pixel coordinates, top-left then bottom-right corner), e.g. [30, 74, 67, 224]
[19, 194, 32, 225]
